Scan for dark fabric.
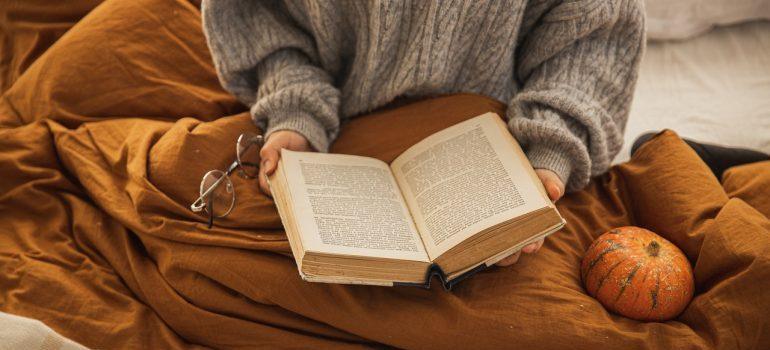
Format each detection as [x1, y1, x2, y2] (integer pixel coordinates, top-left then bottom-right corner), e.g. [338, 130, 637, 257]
[632, 132, 770, 178]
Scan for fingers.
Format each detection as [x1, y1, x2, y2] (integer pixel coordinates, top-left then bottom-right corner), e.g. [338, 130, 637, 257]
[495, 238, 545, 267]
[495, 251, 521, 267]
[522, 239, 544, 254]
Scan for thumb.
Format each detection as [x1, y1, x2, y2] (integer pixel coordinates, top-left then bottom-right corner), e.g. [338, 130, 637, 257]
[260, 146, 279, 176]
[258, 146, 280, 196]
[535, 169, 565, 202]
[544, 181, 562, 202]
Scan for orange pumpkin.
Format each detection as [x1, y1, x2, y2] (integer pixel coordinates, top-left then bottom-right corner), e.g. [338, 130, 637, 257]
[581, 226, 694, 321]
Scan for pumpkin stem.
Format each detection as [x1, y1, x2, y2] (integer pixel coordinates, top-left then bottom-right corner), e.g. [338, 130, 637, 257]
[646, 241, 661, 257]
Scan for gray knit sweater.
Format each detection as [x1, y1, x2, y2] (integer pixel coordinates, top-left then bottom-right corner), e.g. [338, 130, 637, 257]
[201, 0, 645, 191]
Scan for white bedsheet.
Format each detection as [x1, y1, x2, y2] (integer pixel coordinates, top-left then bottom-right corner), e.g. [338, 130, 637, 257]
[0, 312, 88, 350]
[616, 20, 770, 164]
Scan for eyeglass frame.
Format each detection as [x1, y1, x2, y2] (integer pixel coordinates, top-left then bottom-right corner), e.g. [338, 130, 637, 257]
[190, 132, 264, 228]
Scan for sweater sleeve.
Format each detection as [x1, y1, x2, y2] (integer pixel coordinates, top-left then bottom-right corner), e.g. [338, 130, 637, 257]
[201, 0, 340, 152]
[507, 0, 645, 191]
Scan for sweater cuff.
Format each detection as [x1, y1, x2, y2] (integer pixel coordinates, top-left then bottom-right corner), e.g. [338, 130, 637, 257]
[525, 143, 573, 186]
[264, 110, 331, 153]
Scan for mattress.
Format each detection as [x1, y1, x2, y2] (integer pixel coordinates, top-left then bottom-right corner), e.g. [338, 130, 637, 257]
[616, 20, 770, 164]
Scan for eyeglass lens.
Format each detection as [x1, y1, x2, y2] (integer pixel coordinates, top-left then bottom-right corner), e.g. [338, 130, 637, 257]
[237, 133, 262, 178]
[199, 169, 236, 218]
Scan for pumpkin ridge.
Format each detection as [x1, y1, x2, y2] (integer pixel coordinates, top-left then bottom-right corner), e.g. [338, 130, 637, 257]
[583, 242, 624, 281]
[594, 259, 625, 296]
[629, 269, 651, 309]
[647, 270, 661, 320]
[613, 264, 641, 305]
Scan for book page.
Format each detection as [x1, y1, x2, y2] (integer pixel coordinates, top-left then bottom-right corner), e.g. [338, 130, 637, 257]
[279, 150, 429, 262]
[391, 113, 550, 260]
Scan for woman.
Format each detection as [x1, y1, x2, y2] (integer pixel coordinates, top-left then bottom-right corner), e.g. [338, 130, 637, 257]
[201, 0, 645, 266]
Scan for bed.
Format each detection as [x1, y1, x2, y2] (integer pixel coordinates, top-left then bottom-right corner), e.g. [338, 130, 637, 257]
[1, 1, 769, 349]
[617, 20, 770, 163]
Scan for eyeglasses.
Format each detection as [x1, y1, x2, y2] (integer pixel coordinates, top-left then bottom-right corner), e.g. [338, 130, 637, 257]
[190, 132, 264, 228]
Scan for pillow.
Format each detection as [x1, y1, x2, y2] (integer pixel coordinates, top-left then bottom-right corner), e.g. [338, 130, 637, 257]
[645, 0, 770, 40]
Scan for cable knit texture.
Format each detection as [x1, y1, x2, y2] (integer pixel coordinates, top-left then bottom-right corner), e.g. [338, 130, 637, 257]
[201, 0, 645, 191]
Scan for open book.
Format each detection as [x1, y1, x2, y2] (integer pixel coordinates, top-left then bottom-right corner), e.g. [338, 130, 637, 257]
[268, 112, 565, 289]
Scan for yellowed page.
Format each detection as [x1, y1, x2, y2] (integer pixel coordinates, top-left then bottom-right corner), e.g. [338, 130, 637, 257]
[279, 149, 429, 262]
[391, 113, 550, 260]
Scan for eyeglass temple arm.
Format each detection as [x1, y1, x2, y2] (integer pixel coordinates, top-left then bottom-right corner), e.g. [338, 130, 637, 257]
[207, 194, 215, 229]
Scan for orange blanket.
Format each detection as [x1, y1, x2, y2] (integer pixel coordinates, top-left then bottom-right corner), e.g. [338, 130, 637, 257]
[1, 1, 769, 348]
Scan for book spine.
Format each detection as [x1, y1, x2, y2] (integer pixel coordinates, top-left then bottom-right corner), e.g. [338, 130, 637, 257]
[392, 263, 489, 291]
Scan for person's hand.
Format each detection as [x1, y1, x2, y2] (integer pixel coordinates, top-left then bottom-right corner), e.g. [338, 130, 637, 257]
[496, 168, 565, 266]
[258, 130, 314, 196]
